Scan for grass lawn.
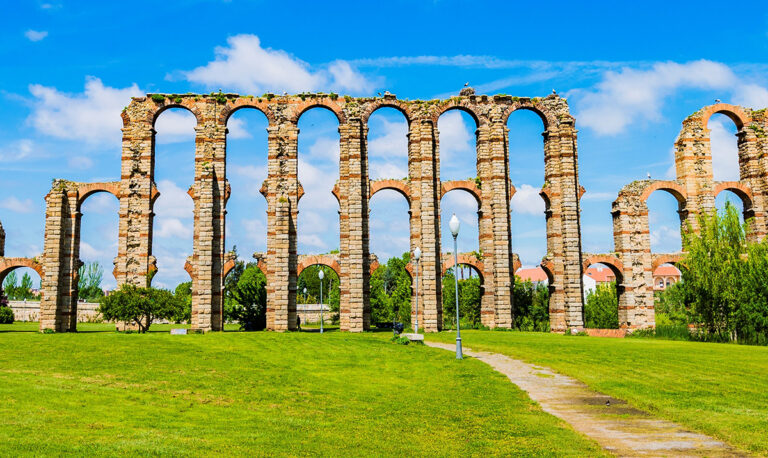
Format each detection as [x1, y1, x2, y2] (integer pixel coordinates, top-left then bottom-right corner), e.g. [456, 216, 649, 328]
[0, 324, 605, 456]
[427, 330, 768, 455]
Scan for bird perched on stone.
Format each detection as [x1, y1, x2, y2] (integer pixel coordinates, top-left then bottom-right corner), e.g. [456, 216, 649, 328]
[464, 82, 469, 87]
[715, 99, 721, 103]
[605, 400, 611, 407]
[647, 172, 652, 180]
[552, 89, 557, 94]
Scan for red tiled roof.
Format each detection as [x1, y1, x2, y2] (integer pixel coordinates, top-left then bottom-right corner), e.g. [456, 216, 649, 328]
[585, 265, 616, 283]
[653, 264, 681, 277]
[515, 267, 548, 282]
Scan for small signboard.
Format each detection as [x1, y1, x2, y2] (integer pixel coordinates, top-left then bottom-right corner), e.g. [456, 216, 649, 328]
[170, 328, 188, 335]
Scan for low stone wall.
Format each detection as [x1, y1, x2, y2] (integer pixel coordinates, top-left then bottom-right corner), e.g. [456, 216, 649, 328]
[9, 300, 101, 322]
[296, 304, 332, 324]
[584, 328, 627, 338]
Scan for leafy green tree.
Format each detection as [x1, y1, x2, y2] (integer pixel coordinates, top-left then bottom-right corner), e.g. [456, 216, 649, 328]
[297, 264, 341, 319]
[369, 253, 412, 326]
[229, 264, 267, 330]
[78, 262, 104, 302]
[98, 284, 185, 333]
[665, 202, 768, 344]
[172, 281, 192, 323]
[513, 278, 550, 332]
[2, 271, 39, 301]
[442, 268, 482, 329]
[584, 282, 619, 329]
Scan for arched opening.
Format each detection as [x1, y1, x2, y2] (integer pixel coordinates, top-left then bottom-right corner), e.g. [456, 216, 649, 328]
[78, 191, 120, 301]
[583, 262, 622, 329]
[438, 109, 477, 182]
[222, 259, 267, 331]
[369, 252, 412, 330]
[367, 107, 409, 180]
[297, 264, 340, 330]
[441, 262, 483, 330]
[151, 108, 196, 290]
[715, 189, 747, 224]
[652, 262, 684, 328]
[709, 113, 740, 182]
[297, 107, 340, 255]
[646, 190, 684, 253]
[440, 189, 480, 255]
[512, 265, 550, 332]
[1, 266, 43, 323]
[225, 108, 270, 266]
[507, 109, 549, 276]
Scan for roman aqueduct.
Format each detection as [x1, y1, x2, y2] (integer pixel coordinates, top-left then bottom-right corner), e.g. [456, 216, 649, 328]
[0, 89, 765, 333]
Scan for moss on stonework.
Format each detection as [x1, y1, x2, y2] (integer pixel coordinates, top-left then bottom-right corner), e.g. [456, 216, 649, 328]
[150, 94, 166, 103]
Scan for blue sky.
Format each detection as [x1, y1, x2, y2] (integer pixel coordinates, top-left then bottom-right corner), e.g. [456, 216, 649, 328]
[1, 1, 767, 289]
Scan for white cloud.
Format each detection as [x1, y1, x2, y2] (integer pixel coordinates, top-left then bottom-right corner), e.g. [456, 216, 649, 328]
[24, 30, 48, 42]
[27, 77, 142, 145]
[154, 180, 193, 217]
[178, 34, 376, 94]
[650, 225, 682, 253]
[155, 217, 192, 239]
[154, 109, 196, 143]
[79, 241, 103, 259]
[307, 137, 339, 162]
[370, 162, 408, 180]
[368, 117, 408, 158]
[227, 117, 251, 139]
[0, 139, 36, 162]
[511, 184, 545, 215]
[733, 84, 768, 108]
[300, 234, 327, 250]
[709, 117, 740, 181]
[575, 60, 735, 135]
[297, 159, 338, 210]
[0, 197, 36, 213]
[80, 192, 118, 213]
[68, 156, 94, 169]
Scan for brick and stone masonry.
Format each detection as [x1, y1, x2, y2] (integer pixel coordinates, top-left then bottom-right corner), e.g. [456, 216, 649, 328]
[1, 91, 764, 333]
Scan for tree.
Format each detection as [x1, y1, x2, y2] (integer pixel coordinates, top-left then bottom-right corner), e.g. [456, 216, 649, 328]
[172, 281, 192, 323]
[98, 284, 184, 333]
[2, 271, 18, 299]
[584, 282, 619, 329]
[2, 270, 38, 301]
[666, 202, 768, 344]
[229, 264, 267, 330]
[78, 262, 104, 302]
[442, 267, 483, 329]
[297, 264, 341, 320]
[369, 253, 412, 327]
[513, 278, 550, 332]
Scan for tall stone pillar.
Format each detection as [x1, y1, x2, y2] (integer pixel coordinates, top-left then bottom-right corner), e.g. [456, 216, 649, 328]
[612, 184, 654, 328]
[481, 120, 515, 327]
[411, 117, 442, 332]
[543, 116, 584, 331]
[116, 103, 155, 287]
[674, 116, 712, 228]
[338, 119, 370, 331]
[189, 105, 227, 332]
[40, 180, 79, 332]
[265, 121, 299, 331]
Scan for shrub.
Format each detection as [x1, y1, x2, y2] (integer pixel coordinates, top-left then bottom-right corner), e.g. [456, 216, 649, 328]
[98, 284, 184, 333]
[584, 282, 619, 328]
[150, 94, 166, 103]
[0, 306, 14, 324]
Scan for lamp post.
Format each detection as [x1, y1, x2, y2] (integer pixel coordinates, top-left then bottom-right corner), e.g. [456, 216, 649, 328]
[449, 214, 463, 359]
[318, 269, 324, 334]
[413, 246, 421, 334]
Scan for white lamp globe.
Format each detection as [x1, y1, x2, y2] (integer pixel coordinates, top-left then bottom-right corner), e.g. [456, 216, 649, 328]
[318, 269, 324, 280]
[449, 213, 460, 237]
[414, 247, 421, 261]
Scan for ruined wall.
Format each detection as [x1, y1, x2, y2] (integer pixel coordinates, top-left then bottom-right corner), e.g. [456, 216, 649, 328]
[30, 90, 585, 332]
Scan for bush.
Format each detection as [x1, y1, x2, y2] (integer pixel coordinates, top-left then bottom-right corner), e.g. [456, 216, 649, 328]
[584, 282, 619, 329]
[513, 278, 550, 332]
[98, 284, 185, 333]
[0, 306, 14, 324]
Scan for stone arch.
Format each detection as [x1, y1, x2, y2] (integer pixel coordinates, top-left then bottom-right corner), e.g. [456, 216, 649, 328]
[441, 253, 484, 280]
[434, 104, 482, 127]
[0, 257, 44, 284]
[651, 253, 684, 273]
[292, 101, 347, 125]
[714, 181, 754, 214]
[639, 181, 687, 205]
[540, 260, 555, 285]
[150, 102, 202, 129]
[220, 101, 276, 126]
[501, 103, 554, 131]
[370, 179, 411, 207]
[361, 101, 412, 125]
[77, 182, 120, 207]
[297, 255, 341, 279]
[701, 103, 750, 131]
[440, 180, 481, 208]
[581, 254, 625, 283]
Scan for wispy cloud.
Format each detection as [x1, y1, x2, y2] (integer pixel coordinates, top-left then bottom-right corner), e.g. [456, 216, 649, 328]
[24, 30, 48, 42]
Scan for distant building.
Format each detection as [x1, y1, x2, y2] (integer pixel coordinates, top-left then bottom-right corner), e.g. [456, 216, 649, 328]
[515, 267, 549, 285]
[653, 264, 681, 291]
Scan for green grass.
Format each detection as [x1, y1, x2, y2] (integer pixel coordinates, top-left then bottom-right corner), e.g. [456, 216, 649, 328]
[427, 330, 768, 455]
[0, 324, 604, 456]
